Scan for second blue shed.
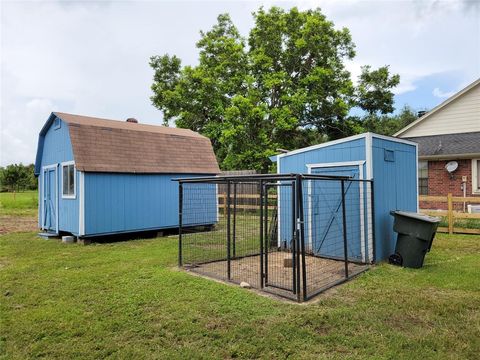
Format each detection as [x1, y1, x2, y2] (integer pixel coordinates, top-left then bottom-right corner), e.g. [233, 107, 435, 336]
[272, 133, 418, 262]
[35, 112, 219, 238]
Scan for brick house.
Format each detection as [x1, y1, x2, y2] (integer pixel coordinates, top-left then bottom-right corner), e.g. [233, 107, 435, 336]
[394, 78, 480, 210]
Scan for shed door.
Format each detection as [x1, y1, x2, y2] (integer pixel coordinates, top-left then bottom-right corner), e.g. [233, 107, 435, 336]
[308, 165, 364, 262]
[43, 168, 57, 232]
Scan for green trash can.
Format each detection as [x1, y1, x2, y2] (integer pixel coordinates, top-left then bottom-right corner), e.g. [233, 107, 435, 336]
[389, 211, 441, 268]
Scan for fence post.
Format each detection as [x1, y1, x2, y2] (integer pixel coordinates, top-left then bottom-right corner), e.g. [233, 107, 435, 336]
[297, 175, 307, 301]
[259, 180, 264, 288]
[370, 181, 376, 264]
[264, 183, 269, 285]
[233, 183, 237, 259]
[294, 175, 301, 301]
[178, 182, 183, 267]
[291, 180, 296, 295]
[226, 181, 231, 280]
[447, 193, 453, 235]
[341, 180, 349, 278]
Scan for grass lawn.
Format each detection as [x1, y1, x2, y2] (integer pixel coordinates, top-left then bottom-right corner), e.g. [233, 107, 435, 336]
[0, 191, 38, 217]
[1, 228, 479, 359]
[438, 216, 480, 230]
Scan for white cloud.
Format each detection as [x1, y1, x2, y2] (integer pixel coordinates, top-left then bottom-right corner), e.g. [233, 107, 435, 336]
[0, 96, 55, 165]
[316, 0, 479, 91]
[1, 0, 479, 166]
[432, 87, 457, 98]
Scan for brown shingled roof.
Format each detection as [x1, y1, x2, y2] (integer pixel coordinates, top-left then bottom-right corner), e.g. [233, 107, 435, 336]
[54, 112, 220, 174]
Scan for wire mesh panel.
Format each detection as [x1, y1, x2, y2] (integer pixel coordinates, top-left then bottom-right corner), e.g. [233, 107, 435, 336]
[301, 177, 373, 300]
[228, 182, 262, 288]
[180, 182, 224, 272]
[178, 174, 374, 302]
[263, 182, 297, 297]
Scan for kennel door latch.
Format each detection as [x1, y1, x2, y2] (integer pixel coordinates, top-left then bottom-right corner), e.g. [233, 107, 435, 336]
[296, 218, 303, 231]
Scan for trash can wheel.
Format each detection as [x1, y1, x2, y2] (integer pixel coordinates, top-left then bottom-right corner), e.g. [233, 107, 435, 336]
[389, 253, 403, 266]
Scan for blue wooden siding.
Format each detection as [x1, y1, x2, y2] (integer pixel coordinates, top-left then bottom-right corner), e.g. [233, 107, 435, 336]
[278, 138, 368, 260]
[279, 138, 366, 173]
[181, 182, 218, 227]
[38, 117, 79, 234]
[309, 166, 363, 261]
[277, 182, 295, 248]
[84, 173, 216, 236]
[278, 164, 368, 262]
[277, 134, 417, 263]
[371, 137, 417, 260]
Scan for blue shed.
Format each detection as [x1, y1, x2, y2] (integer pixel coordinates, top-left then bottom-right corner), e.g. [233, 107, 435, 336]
[272, 133, 418, 262]
[35, 112, 219, 238]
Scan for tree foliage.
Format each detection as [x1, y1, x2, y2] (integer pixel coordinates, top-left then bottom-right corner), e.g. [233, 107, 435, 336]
[356, 65, 400, 115]
[353, 106, 418, 136]
[0, 164, 37, 192]
[150, 7, 402, 171]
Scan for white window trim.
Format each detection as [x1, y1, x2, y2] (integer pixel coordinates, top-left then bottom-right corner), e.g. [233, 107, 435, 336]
[472, 159, 480, 195]
[61, 161, 76, 199]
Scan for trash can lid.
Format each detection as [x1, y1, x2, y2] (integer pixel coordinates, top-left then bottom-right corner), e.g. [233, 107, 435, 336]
[390, 210, 441, 223]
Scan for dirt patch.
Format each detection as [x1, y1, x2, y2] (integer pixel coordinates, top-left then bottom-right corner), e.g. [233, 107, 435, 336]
[187, 252, 368, 301]
[0, 215, 38, 235]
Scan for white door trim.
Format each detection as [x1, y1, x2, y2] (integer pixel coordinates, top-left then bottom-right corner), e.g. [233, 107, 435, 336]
[78, 171, 85, 236]
[41, 164, 59, 233]
[306, 161, 366, 262]
[306, 161, 366, 170]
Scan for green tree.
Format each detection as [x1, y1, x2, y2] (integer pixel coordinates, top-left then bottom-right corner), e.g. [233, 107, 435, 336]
[150, 14, 247, 159]
[1, 164, 27, 192]
[25, 164, 38, 190]
[0, 163, 37, 192]
[353, 106, 418, 136]
[356, 65, 400, 116]
[150, 7, 400, 171]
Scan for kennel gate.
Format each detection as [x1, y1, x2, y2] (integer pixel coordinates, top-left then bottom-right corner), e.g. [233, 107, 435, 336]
[177, 174, 375, 302]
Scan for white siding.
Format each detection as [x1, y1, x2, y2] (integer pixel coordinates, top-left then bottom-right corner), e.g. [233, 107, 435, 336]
[400, 83, 480, 137]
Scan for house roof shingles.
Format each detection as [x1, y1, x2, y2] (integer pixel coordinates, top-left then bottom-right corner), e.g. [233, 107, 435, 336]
[405, 132, 480, 158]
[54, 112, 220, 174]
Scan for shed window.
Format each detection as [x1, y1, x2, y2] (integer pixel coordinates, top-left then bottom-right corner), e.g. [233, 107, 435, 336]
[418, 161, 428, 195]
[54, 117, 61, 130]
[384, 149, 395, 162]
[62, 163, 76, 198]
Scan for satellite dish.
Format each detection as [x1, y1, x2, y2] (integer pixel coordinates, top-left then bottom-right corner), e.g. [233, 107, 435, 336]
[445, 161, 458, 173]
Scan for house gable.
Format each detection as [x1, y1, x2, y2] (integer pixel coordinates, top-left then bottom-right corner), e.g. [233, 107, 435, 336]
[395, 79, 480, 138]
[34, 113, 75, 175]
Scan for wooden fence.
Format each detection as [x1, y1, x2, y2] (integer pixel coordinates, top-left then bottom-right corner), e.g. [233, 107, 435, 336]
[218, 193, 276, 213]
[217, 193, 480, 235]
[419, 194, 480, 235]
[217, 170, 257, 195]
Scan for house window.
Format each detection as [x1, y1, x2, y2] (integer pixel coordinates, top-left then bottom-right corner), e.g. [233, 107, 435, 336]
[473, 159, 480, 194]
[62, 162, 76, 198]
[418, 161, 428, 195]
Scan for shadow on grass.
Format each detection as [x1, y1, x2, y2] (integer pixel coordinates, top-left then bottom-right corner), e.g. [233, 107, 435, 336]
[81, 225, 215, 244]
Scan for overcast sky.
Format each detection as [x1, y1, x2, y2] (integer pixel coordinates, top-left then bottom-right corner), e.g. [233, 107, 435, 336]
[1, 0, 479, 166]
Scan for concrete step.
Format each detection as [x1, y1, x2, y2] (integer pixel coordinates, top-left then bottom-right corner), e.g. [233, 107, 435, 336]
[38, 232, 59, 239]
